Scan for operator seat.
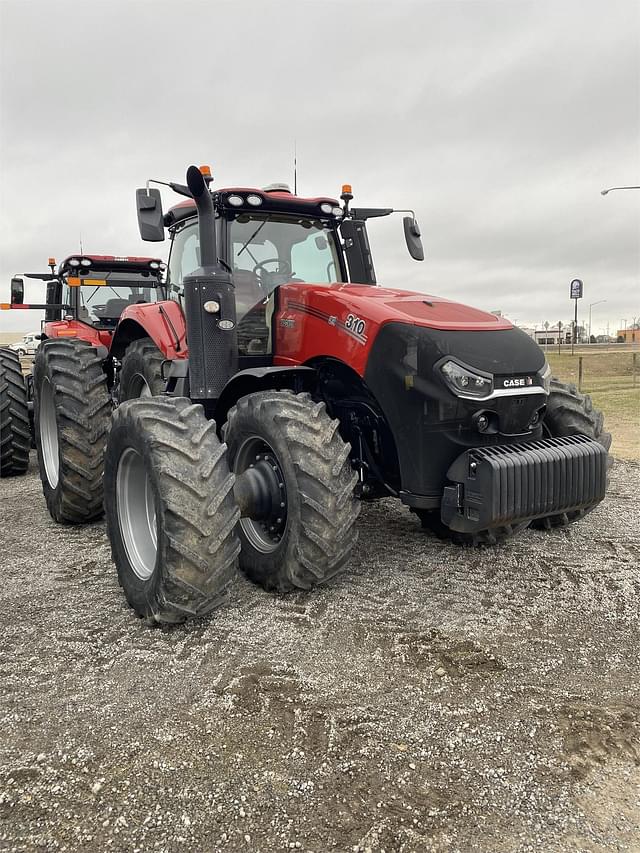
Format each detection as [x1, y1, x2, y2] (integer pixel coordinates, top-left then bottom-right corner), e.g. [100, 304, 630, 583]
[102, 298, 131, 318]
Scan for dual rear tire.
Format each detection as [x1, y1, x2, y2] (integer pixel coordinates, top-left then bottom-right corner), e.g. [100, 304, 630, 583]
[0, 347, 30, 477]
[33, 340, 112, 522]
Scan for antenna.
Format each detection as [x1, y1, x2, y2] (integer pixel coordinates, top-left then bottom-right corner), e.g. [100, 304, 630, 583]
[294, 140, 297, 195]
[79, 232, 83, 254]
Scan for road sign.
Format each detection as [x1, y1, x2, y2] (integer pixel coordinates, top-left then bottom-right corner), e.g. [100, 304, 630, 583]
[570, 279, 583, 299]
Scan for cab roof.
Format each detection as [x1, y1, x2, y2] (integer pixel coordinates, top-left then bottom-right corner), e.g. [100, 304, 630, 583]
[165, 187, 342, 227]
[58, 254, 163, 275]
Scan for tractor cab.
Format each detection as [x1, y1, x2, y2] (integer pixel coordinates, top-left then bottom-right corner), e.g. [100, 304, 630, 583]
[4, 255, 167, 334]
[164, 187, 349, 355]
[47, 255, 167, 329]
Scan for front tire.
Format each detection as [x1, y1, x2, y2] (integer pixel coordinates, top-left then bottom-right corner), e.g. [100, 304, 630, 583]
[0, 347, 30, 477]
[414, 510, 529, 547]
[104, 397, 240, 624]
[119, 337, 165, 400]
[224, 391, 360, 592]
[530, 378, 612, 529]
[33, 339, 112, 523]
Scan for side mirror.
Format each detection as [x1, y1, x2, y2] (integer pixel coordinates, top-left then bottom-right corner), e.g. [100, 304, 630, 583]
[403, 217, 424, 261]
[136, 188, 165, 242]
[10, 276, 24, 305]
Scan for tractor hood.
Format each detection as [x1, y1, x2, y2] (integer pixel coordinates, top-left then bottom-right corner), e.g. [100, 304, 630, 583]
[275, 282, 534, 380]
[284, 283, 513, 332]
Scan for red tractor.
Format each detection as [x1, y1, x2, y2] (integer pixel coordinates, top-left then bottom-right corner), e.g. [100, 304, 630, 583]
[2, 165, 611, 625]
[1, 254, 167, 485]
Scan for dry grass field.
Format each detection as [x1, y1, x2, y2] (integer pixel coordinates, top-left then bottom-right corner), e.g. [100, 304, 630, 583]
[0, 331, 26, 346]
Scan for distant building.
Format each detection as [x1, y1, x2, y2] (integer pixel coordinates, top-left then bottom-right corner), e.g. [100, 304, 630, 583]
[534, 325, 586, 345]
[535, 329, 570, 346]
[616, 326, 639, 344]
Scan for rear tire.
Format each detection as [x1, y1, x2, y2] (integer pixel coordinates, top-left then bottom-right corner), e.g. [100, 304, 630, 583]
[530, 378, 612, 529]
[33, 339, 112, 523]
[119, 337, 165, 400]
[224, 391, 360, 592]
[0, 347, 30, 477]
[104, 397, 240, 624]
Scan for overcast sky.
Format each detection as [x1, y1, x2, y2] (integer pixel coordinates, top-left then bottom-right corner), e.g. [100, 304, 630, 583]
[1, 0, 638, 335]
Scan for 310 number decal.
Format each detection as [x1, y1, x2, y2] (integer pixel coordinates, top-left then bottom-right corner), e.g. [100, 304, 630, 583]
[345, 314, 366, 336]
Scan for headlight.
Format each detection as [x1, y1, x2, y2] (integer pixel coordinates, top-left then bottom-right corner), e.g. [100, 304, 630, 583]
[440, 359, 493, 398]
[539, 361, 552, 393]
[68, 258, 81, 268]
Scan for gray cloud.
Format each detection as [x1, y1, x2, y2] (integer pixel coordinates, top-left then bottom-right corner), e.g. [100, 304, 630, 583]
[1, 0, 638, 334]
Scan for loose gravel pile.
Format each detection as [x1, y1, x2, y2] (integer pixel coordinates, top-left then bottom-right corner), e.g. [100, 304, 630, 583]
[1, 457, 639, 853]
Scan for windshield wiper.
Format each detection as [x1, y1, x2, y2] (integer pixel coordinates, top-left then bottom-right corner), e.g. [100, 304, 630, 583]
[237, 216, 271, 257]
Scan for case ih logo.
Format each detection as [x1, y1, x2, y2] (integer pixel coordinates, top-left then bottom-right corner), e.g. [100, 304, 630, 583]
[502, 377, 534, 388]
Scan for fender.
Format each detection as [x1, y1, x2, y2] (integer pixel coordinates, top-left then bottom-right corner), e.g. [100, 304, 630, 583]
[215, 365, 317, 425]
[110, 300, 187, 359]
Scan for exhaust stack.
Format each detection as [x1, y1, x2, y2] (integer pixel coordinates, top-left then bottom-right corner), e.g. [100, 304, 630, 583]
[181, 166, 238, 402]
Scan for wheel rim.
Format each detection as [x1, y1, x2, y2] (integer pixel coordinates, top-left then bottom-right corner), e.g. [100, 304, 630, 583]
[235, 436, 288, 554]
[116, 447, 157, 580]
[40, 378, 60, 488]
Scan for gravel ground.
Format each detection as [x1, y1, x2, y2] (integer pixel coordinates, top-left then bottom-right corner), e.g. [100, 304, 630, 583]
[1, 455, 639, 853]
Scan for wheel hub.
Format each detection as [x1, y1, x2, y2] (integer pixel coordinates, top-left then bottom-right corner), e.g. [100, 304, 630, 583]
[233, 438, 288, 553]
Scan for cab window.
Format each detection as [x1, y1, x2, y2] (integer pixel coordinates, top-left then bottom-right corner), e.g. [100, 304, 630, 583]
[167, 221, 200, 297]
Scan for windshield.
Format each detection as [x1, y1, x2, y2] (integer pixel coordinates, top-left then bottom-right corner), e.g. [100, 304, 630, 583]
[230, 213, 344, 295]
[75, 272, 162, 325]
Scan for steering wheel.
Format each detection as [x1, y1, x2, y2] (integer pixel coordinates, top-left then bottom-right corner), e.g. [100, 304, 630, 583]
[252, 258, 292, 279]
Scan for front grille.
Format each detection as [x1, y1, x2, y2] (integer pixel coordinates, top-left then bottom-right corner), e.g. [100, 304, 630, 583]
[442, 434, 608, 532]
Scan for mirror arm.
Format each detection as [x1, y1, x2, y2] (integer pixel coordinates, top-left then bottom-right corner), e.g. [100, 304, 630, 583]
[146, 178, 192, 199]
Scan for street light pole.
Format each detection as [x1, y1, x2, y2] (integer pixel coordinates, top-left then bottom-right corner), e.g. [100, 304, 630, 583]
[601, 186, 640, 195]
[588, 299, 606, 342]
